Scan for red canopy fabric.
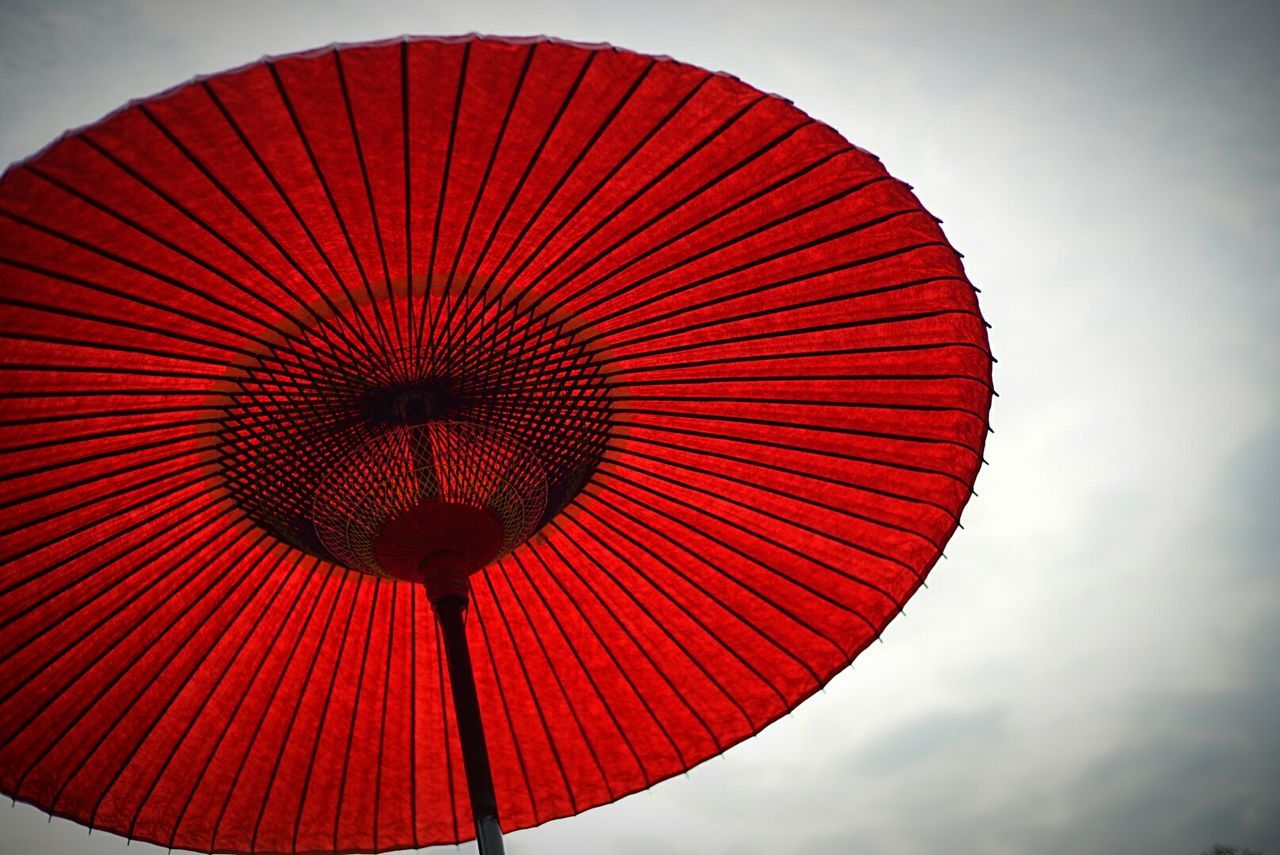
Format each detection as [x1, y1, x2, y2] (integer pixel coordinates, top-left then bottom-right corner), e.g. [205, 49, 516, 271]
[0, 34, 992, 853]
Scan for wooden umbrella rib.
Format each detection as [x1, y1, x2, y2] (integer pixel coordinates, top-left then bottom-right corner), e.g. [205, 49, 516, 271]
[478, 569, 580, 815]
[329, 578, 383, 851]
[415, 40, 471, 365]
[73, 133, 373, 364]
[581, 488, 823, 687]
[552, 512, 755, 736]
[287, 572, 368, 853]
[529, 535, 687, 772]
[469, 585, 544, 828]
[333, 53, 403, 374]
[204, 561, 336, 853]
[508, 550, 645, 791]
[140, 96, 371, 358]
[268, 60, 398, 362]
[246, 569, 356, 852]
[435, 42, 537, 362]
[126, 549, 302, 845]
[583, 481, 847, 667]
[0, 511, 248, 760]
[49, 529, 273, 814]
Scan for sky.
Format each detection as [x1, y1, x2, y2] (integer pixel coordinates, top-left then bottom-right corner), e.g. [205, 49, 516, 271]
[1, 1, 1277, 854]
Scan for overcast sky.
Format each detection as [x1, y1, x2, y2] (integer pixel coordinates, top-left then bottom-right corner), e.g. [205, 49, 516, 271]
[1, 1, 1277, 854]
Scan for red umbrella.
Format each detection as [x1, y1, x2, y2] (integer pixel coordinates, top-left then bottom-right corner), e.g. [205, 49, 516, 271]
[0, 34, 992, 854]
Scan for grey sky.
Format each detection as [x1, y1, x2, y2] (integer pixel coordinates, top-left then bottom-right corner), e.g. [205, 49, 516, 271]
[1, 1, 1277, 853]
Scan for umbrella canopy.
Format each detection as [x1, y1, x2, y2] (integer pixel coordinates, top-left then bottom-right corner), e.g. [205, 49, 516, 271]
[0, 33, 992, 854]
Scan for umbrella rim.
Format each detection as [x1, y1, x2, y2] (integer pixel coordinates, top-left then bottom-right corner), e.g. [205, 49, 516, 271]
[1, 32, 880, 184]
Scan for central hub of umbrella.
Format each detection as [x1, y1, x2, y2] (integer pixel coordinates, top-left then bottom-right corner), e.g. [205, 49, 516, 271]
[214, 287, 613, 596]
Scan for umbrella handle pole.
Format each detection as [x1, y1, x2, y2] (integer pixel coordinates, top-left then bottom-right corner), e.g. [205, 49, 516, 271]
[434, 593, 506, 855]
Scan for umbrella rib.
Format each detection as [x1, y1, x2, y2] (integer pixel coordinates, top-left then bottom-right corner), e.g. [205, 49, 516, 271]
[479, 57, 656, 307]
[589, 269, 968, 349]
[123, 548, 300, 845]
[599, 460, 911, 593]
[8, 194, 354, 383]
[464, 60, 685, 365]
[598, 306, 986, 370]
[593, 270, 975, 361]
[453, 49, 597, 293]
[11, 163, 329, 350]
[416, 40, 471, 367]
[268, 59, 398, 363]
[0, 430, 215, 488]
[0, 416, 221, 457]
[534, 147, 854, 323]
[330, 578, 383, 851]
[0, 322, 249, 370]
[469, 587, 544, 827]
[533, 534, 689, 770]
[1, 511, 246, 765]
[552, 512, 755, 735]
[334, 52, 406, 375]
[0, 443, 202, 516]
[0, 230, 285, 354]
[205, 561, 335, 853]
[434, 42, 537, 368]
[608, 340, 997, 378]
[0, 472, 222, 587]
[49, 529, 272, 816]
[500, 75, 727, 307]
[531, 118, 820, 317]
[615, 370, 992, 391]
[73, 134, 372, 364]
[248, 569, 356, 852]
[609, 418, 978, 489]
[288, 572, 368, 853]
[611, 404, 982, 453]
[136, 100, 375, 357]
[408, 585, 421, 847]
[398, 40, 416, 376]
[585, 482, 848, 668]
[606, 440, 952, 547]
[614, 431, 961, 523]
[0, 457, 212, 540]
[508, 551, 636, 794]
[571, 499, 793, 706]
[187, 88, 388, 360]
[0, 491, 231, 693]
[479, 569, 581, 813]
[0, 359, 220, 383]
[468, 58, 661, 373]
[432, 609, 461, 843]
[612, 392, 987, 423]
[563, 177, 901, 326]
[587, 476, 870, 646]
[371, 582, 399, 853]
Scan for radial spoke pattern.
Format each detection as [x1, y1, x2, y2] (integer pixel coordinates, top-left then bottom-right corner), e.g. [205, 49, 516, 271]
[0, 34, 992, 853]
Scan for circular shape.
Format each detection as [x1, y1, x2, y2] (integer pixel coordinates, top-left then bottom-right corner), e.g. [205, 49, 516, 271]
[0, 34, 992, 854]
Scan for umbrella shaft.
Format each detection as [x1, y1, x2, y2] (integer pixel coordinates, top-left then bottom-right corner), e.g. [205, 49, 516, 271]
[435, 593, 506, 854]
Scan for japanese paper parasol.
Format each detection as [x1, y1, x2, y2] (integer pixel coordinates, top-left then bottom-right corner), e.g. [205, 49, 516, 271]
[0, 34, 992, 854]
